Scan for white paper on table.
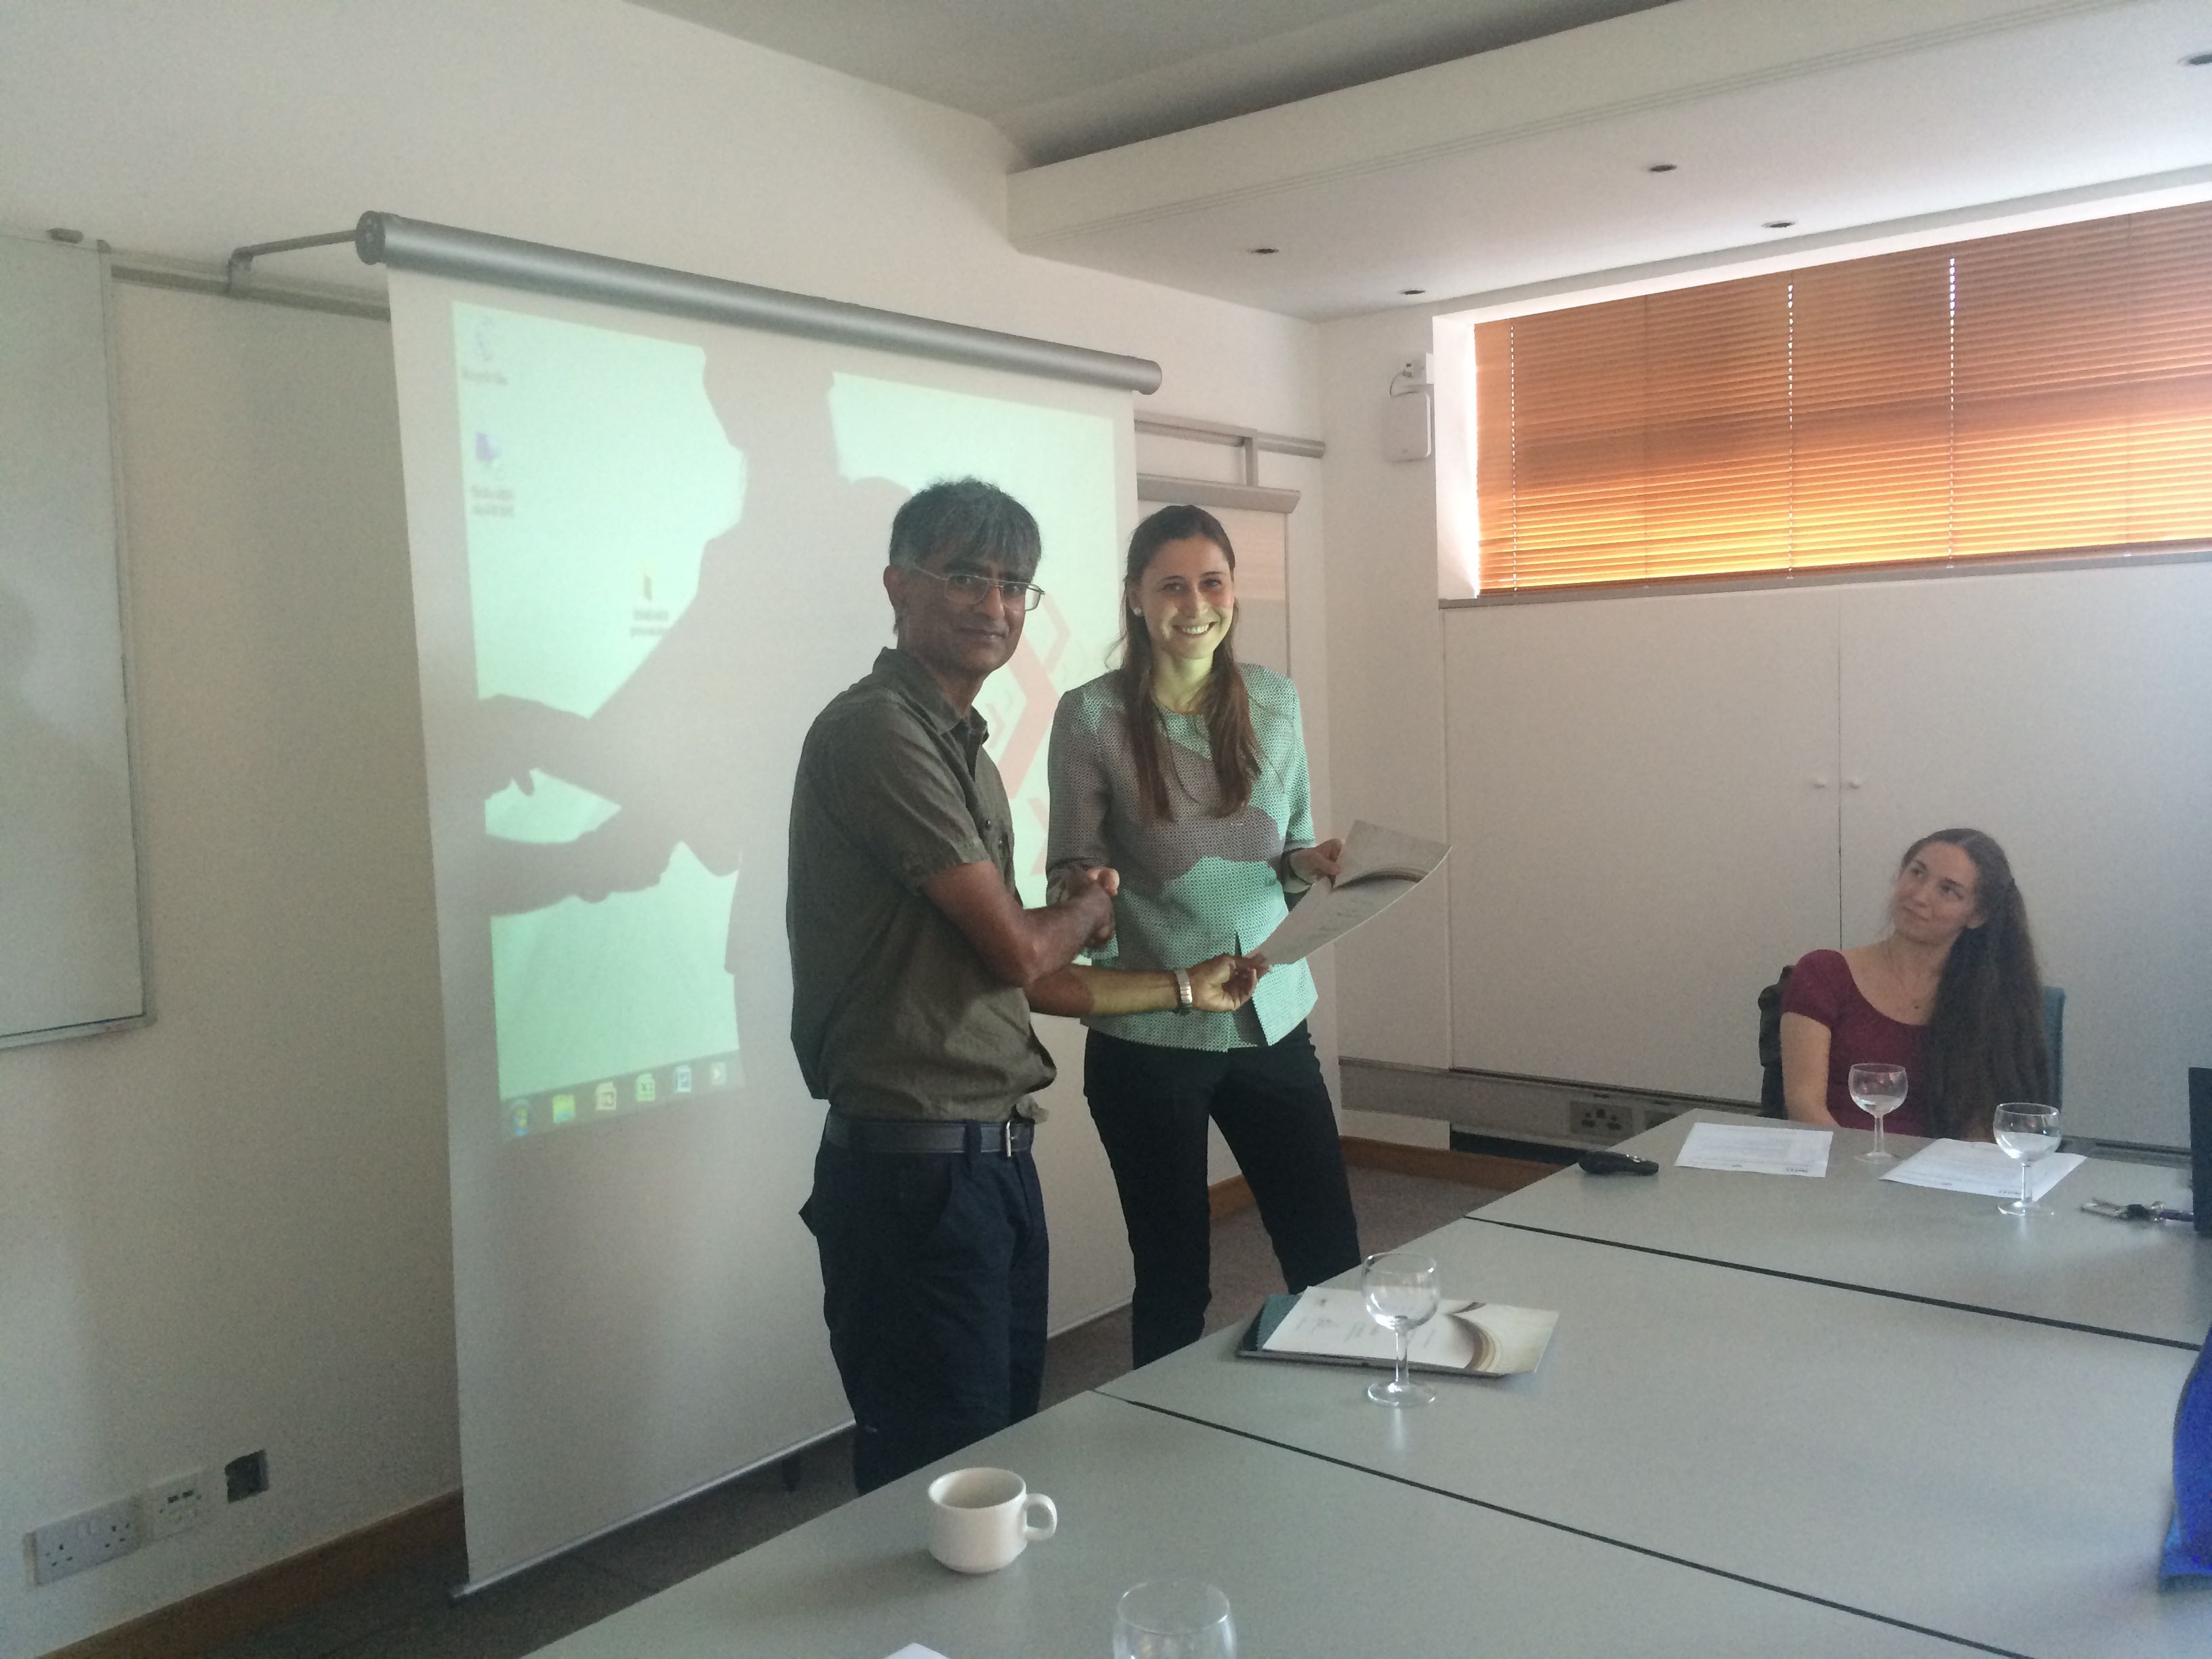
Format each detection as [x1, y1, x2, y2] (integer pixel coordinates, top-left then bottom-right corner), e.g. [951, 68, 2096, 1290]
[1258, 1286, 1556, 1375]
[882, 1647, 951, 1659]
[1675, 1121, 1832, 1177]
[1252, 819, 1449, 966]
[1880, 1139, 2087, 1200]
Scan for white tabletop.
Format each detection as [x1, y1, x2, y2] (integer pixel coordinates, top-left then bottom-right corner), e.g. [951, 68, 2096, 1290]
[1103, 1221, 2212, 1659]
[1475, 1110, 2212, 1347]
[527, 1391, 1978, 1658]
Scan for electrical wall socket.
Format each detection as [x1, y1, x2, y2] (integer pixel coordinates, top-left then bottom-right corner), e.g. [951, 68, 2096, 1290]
[141, 1470, 215, 1542]
[28, 1497, 142, 1586]
[1570, 1100, 1635, 1142]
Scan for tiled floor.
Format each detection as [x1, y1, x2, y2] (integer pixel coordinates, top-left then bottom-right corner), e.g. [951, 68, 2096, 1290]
[210, 1166, 1496, 1659]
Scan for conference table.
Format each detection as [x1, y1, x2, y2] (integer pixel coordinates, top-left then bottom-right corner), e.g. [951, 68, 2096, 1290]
[532, 1391, 1965, 1657]
[1476, 1109, 2212, 1349]
[531, 1112, 2212, 1657]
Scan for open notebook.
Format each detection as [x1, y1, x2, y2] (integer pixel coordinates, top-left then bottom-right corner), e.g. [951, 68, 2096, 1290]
[1238, 1287, 1557, 1378]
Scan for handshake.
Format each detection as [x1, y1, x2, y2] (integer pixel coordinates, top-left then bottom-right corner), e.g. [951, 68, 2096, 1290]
[1048, 865, 1267, 1013]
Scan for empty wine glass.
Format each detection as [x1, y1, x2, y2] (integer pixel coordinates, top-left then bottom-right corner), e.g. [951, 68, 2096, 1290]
[1361, 1251, 1439, 1408]
[1848, 1062, 1909, 1162]
[1113, 1578, 1236, 1659]
[1993, 1102, 2060, 1217]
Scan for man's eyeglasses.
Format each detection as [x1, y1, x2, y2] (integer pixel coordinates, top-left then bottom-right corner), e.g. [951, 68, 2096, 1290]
[907, 566, 1046, 613]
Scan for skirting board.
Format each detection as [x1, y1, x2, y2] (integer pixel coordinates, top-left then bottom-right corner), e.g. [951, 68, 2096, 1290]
[43, 1492, 463, 1659]
[1339, 1055, 1758, 1153]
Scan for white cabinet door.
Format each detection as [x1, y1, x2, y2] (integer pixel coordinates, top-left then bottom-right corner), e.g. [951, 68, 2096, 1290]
[1840, 563, 2212, 1147]
[1446, 588, 1840, 1100]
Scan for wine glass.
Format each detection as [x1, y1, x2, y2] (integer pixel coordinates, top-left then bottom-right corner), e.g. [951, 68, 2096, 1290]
[1361, 1251, 1440, 1408]
[1113, 1578, 1236, 1659]
[1993, 1102, 2061, 1217]
[1848, 1062, 1908, 1162]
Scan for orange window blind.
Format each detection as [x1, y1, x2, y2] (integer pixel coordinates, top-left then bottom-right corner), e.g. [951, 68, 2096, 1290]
[1472, 200, 2212, 594]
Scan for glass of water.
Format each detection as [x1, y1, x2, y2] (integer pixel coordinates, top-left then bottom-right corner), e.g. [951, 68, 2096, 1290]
[1361, 1251, 1440, 1408]
[1992, 1102, 2061, 1217]
[1848, 1063, 1909, 1162]
[1113, 1579, 1236, 1659]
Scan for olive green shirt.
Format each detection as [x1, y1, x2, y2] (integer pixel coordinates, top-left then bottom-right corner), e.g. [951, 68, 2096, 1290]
[786, 647, 1053, 1121]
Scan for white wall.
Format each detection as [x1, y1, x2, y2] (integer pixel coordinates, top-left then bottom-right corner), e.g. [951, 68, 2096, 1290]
[1319, 308, 1457, 1147]
[0, 4, 1320, 1652]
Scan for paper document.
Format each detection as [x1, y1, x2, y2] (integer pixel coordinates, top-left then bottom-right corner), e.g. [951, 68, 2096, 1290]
[1675, 1121, 1832, 1178]
[1881, 1139, 2086, 1200]
[1255, 1287, 1556, 1376]
[882, 1647, 951, 1659]
[1253, 819, 1448, 966]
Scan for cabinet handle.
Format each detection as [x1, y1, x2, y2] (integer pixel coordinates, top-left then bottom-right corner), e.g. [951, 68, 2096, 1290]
[1810, 777, 1830, 790]
[1846, 777, 1864, 790]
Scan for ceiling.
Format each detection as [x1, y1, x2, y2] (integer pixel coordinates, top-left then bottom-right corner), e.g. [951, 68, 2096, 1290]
[640, 0, 2212, 321]
[632, 0, 1674, 165]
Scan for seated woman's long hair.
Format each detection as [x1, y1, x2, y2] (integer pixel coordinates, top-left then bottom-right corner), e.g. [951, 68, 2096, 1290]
[1916, 828, 2049, 1136]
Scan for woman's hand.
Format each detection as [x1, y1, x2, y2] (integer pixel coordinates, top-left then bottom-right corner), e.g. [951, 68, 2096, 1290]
[1288, 839, 1344, 885]
[1188, 954, 1267, 1012]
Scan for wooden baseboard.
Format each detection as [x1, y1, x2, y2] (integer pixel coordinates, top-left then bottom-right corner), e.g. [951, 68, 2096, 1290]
[45, 1491, 462, 1659]
[1207, 1172, 1254, 1221]
[1339, 1134, 1553, 1194]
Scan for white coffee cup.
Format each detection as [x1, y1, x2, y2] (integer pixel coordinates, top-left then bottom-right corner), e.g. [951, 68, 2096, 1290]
[926, 1467, 1057, 1573]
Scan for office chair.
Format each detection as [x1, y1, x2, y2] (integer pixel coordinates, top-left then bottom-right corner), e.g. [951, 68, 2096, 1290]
[1755, 966, 1793, 1118]
[2041, 985, 2065, 1112]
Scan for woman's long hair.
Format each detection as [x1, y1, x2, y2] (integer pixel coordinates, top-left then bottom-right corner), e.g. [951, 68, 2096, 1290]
[1115, 505, 1259, 821]
[1912, 828, 2050, 1137]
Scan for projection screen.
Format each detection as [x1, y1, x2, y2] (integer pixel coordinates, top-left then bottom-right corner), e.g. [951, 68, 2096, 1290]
[385, 255, 1137, 1585]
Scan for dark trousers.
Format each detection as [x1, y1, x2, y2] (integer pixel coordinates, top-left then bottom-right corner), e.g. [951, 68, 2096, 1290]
[1085, 1021, 1361, 1368]
[800, 1136, 1048, 1494]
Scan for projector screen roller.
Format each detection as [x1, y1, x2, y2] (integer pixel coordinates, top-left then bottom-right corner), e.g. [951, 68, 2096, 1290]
[386, 268, 1134, 1586]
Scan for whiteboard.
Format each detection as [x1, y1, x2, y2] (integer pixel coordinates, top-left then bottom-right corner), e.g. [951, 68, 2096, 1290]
[0, 233, 145, 1046]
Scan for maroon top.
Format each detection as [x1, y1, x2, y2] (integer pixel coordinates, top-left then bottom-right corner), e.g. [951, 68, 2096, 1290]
[1782, 949, 1931, 1136]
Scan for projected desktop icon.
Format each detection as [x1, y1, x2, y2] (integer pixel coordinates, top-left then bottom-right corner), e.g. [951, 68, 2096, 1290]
[635, 1072, 657, 1103]
[551, 1093, 576, 1125]
[507, 1101, 531, 1138]
[674, 1065, 693, 1094]
[708, 1061, 729, 1089]
[595, 1080, 618, 1113]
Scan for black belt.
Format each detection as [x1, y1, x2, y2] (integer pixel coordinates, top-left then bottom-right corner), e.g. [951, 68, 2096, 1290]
[823, 1114, 1033, 1157]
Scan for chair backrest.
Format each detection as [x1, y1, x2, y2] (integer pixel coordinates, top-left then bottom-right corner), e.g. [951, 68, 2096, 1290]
[1755, 966, 1793, 1119]
[2042, 985, 2066, 1112]
[2189, 1067, 2212, 1239]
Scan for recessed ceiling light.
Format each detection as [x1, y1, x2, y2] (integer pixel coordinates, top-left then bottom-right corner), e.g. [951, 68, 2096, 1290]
[1764, 220, 1796, 230]
[1250, 246, 1279, 255]
[1401, 288, 1427, 296]
[2184, 49, 2212, 66]
[1646, 163, 1677, 173]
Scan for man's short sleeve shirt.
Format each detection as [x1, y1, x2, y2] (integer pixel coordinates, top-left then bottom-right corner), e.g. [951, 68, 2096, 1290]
[786, 647, 1054, 1120]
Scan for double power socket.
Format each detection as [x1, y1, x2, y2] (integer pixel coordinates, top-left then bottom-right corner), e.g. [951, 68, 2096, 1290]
[26, 1469, 215, 1587]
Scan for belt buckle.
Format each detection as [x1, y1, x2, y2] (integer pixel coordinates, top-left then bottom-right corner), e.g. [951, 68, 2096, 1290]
[1002, 1119, 1016, 1159]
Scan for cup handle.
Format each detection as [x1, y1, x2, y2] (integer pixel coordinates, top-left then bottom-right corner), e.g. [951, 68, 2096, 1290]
[1022, 1493, 1057, 1542]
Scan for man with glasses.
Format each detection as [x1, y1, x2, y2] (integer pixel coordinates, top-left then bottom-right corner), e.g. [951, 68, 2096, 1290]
[789, 477, 1258, 1492]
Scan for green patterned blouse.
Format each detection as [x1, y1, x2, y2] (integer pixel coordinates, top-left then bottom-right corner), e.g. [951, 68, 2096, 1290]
[1046, 663, 1317, 1050]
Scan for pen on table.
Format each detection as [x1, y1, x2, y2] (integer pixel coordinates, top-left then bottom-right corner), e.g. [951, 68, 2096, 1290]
[2081, 1198, 2196, 1224]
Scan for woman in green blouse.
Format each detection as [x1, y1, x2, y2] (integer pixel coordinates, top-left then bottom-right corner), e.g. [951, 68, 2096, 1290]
[1047, 504, 1361, 1366]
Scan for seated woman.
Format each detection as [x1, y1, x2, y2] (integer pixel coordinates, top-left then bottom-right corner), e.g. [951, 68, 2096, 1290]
[1781, 827, 2049, 1140]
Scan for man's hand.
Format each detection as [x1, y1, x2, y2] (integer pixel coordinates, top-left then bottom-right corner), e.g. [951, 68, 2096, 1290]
[1287, 838, 1345, 885]
[1050, 865, 1120, 948]
[1189, 954, 1266, 1012]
